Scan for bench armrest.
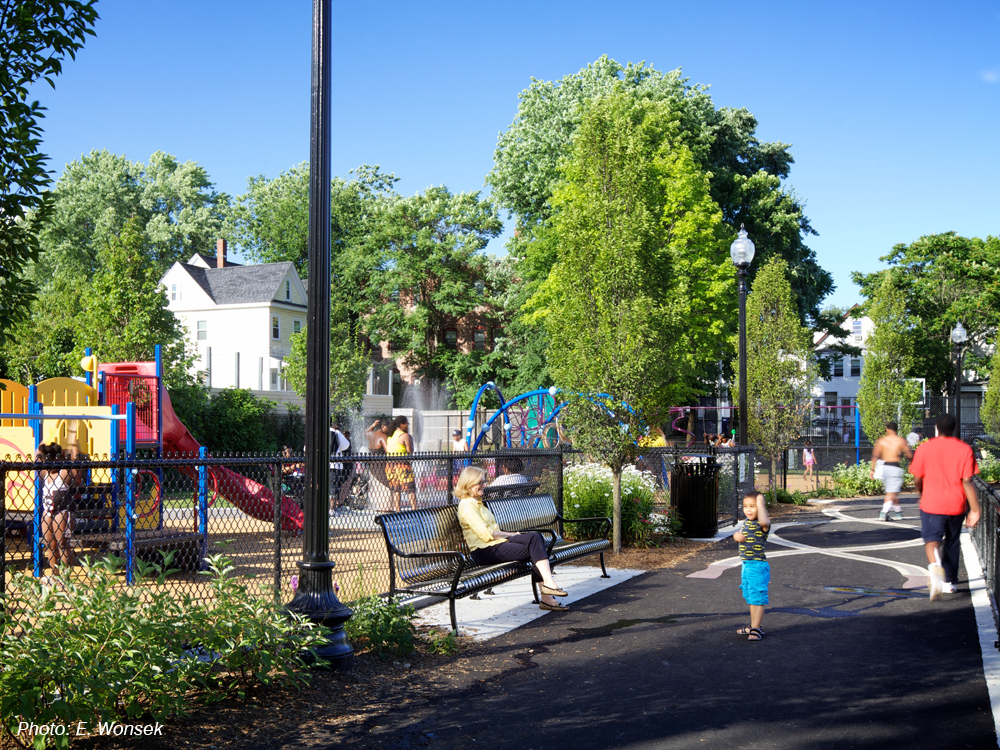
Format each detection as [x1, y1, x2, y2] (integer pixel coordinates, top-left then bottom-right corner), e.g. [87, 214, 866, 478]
[557, 514, 612, 539]
[518, 527, 558, 555]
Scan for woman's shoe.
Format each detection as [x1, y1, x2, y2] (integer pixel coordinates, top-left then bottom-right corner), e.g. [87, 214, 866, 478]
[540, 584, 568, 597]
[540, 601, 569, 612]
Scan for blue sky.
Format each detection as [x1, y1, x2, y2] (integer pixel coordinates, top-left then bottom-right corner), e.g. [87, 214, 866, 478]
[30, 0, 1000, 310]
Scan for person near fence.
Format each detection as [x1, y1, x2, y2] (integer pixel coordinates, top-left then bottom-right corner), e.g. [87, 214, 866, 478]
[802, 441, 816, 481]
[906, 426, 924, 449]
[455, 465, 569, 612]
[489, 457, 529, 488]
[281, 445, 304, 499]
[386, 416, 417, 512]
[869, 421, 913, 521]
[451, 428, 470, 478]
[38, 441, 82, 579]
[732, 490, 771, 641]
[909, 413, 980, 600]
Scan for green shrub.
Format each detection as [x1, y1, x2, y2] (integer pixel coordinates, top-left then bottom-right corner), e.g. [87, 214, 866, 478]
[979, 448, 1000, 484]
[563, 463, 657, 546]
[344, 594, 416, 656]
[0, 554, 329, 749]
[831, 462, 913, 496]
[424, 628, 459, 655]
[764, 487, 811, 505]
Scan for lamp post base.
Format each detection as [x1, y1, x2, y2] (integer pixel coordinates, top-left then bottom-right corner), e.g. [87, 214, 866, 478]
[287, 560, 354, 671]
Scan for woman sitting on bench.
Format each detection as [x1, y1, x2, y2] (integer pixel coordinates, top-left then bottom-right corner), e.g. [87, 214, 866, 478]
[455, 466, 569, 612]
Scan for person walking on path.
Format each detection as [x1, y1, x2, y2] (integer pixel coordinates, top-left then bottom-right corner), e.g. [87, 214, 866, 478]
[909, 413, 980, 600]
[870, 421, 913, 521]
[455, 466, 569, 612]
[906, 426, 924, 449]
[732, 491, 771, 641]
[802, 441, 816, 483]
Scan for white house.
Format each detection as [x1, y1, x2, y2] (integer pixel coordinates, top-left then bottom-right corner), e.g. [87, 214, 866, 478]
[161, 240, 394, 416]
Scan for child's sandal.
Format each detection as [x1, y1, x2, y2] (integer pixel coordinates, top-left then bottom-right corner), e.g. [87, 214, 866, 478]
[736, 627, 764, 636]
[747, 628, 764, 641]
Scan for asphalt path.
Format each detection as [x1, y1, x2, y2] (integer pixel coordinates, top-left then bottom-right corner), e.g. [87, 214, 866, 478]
[371, 494, 998, 750]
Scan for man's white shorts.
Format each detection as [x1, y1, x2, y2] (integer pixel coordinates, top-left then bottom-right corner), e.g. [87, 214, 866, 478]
[882, 465, 904, 494]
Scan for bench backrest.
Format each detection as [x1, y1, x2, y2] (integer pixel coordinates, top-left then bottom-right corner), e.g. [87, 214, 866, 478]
[376, 505, 470, 584]
[485, 493, 561, 541]
[483, 481, 541, 501]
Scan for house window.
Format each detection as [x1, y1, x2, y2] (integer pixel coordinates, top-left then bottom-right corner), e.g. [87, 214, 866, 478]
[171, 284, 177, 301]
[285, 279, 291, 301]
[841, 397, 853, 417]
[196, 321, 207, 341]
[272, 316, 280, 340]
[443, 329, 458, 350]
[814, 398, 822, 416]
[391, 289, 400, 303]
[491, 327, 502, 345]
[852, 320, 862, 342]
[293, 320, 301, 335]
[824, 392, 837, 408]
[473, 328, 486, 352]
[833, 356, 843, 377]
[271, 368, 278, 387]
[850, 358, 861, 377]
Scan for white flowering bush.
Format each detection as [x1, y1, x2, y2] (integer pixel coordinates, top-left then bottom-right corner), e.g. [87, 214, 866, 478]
[563, 462, 659, 546]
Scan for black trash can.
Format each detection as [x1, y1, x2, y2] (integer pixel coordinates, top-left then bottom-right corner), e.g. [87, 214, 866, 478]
[670, 457, 721, 538]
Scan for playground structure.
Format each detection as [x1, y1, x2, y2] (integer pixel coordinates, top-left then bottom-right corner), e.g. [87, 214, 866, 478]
[1, 346, 303, 584]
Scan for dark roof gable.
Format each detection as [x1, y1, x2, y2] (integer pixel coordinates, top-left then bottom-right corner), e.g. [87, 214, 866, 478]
[181, 262, 299, 305]
[191, 252, 241, 268]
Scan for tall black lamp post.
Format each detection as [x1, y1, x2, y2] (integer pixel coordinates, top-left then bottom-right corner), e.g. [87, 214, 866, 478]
[951, 321, 967, 442]
[286, 0, 354, 670]
[730, 225, 756, 446]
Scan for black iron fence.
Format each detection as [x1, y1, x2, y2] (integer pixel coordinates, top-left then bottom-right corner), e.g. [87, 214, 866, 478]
[2, 448, 563, 629]
[970, 477, 1000, 633]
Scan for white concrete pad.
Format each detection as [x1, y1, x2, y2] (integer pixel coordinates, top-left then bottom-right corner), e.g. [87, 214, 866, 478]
[415, 565, 646, 640]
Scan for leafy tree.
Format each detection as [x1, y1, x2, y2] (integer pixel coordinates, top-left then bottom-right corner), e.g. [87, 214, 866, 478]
[0, 0, 98, 342]
[362, 186, 502, 402]
[488, 56, 834, 334]
[202, 388, 276, 453]
[536, 90, 728, 551]
[283, 309, 370, 420]
[35, 149, 230, 280]
[853, 233, 1000, 396]
[736, 257, 816, 485]
[855, 277, 922, 442]
[225, 163, 398, 281]
[983, 339, 1000, 440]
[74, 216, 193, 382]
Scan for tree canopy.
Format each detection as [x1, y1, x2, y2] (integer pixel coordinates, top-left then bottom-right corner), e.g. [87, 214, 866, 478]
[853, 232, 1000, 395]
[0, 0, 98, 342]
[737, 256, 816, 478]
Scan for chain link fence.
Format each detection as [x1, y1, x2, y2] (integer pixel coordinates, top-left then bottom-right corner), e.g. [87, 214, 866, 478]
[2, 448, 563, 631]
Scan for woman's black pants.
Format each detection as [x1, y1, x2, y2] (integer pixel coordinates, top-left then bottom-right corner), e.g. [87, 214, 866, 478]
[470, 532, 547, 582]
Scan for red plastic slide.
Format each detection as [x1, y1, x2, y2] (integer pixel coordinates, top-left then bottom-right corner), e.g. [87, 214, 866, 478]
[98, 362, 304, 532]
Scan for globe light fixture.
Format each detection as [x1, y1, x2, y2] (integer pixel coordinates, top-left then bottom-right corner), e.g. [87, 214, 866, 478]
[950, 322, 967, 345]
[729, 224, 756, 267]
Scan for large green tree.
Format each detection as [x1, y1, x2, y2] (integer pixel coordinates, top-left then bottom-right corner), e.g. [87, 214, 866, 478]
[982, 337, 1000, 440]
[736, 257, 816, 484]
[35, 149, 230, 280]
[536, 90, 729, 551]
[362, 185, 502, 401]
[855, 276, 922, 441]
[488, 56, 835, 342]
[0, 0, 98, 341]
[853, 232, 1000, 395]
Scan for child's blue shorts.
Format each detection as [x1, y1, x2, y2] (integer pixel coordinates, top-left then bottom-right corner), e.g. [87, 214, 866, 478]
[740, 560, 770, 606]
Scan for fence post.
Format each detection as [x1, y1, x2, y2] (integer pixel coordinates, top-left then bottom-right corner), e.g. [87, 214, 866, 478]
[447, 454, 454, 505]
[1, 470, 6, 624]
[272, 459, 283, 603]
[125, 402, 136, 585]
[556, 444, 564, 517]
[197, 447, 208, 569]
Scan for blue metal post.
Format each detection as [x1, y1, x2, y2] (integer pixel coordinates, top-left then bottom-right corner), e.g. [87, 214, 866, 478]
[198, 446, 208, 568]
[84, 347, 93, 388]
[125, 403, 136, 584]
[30, 397, 42, 578]
[110, 405, 120, 532]
[855, 407, 861, 466]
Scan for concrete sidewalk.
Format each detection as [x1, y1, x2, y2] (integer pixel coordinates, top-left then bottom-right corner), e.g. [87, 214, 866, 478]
[375, 494, 1000, 749]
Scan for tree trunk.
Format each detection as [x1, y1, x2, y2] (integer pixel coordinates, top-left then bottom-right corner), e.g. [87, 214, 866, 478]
[612, 468, 622, 554]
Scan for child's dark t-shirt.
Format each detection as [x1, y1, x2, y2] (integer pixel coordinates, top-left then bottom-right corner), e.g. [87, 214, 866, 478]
[739, 519, 768, 561]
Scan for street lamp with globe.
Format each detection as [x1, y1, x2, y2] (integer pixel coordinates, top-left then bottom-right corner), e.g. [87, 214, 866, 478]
[951, 322, 967, 441]
[730, 225, 756, 446]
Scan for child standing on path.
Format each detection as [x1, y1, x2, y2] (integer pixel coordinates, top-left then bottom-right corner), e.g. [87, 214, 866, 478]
[733, 491, 771, 641]
[802, 441, 816, 482]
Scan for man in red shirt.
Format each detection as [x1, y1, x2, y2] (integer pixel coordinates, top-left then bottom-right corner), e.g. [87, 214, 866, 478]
[908, 413, 981, 600]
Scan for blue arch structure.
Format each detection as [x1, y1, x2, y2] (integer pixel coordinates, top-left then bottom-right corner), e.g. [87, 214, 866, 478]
[466, 386, 637, 454]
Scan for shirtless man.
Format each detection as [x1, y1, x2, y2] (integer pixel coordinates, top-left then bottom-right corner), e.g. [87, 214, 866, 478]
[870, 421, 913, 521]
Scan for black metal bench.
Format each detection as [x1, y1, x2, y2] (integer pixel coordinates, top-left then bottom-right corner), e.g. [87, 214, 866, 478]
[375, 505, 531, 632]
[375, 493, 611, 632]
